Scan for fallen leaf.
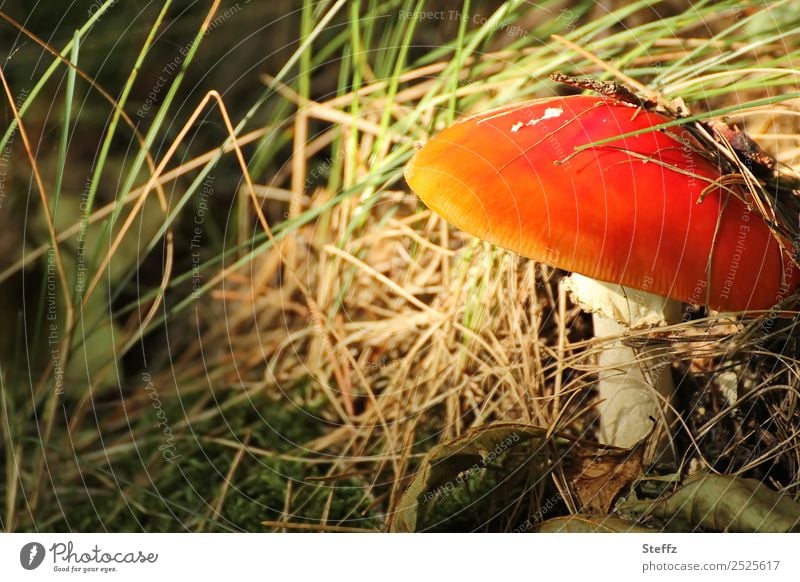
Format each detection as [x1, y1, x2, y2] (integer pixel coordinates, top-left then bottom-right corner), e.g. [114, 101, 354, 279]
[389, 424, 549, 532]
[622, 471, 800, 532]
[537, 514, 653, 533]
[563, 440, 645, 513]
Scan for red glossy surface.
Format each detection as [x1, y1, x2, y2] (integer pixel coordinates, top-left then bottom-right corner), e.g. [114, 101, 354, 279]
[405, 95, 797, 311]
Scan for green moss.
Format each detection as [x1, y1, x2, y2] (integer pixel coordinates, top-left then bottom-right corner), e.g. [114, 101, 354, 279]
[38, 393, 380, 532]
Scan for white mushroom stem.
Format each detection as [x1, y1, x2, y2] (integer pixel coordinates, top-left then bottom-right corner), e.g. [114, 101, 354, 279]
[563, 274, 682, 456]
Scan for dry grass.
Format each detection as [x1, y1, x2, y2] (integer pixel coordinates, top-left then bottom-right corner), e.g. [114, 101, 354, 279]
[4, 0, 800, 532]
[163, 60, 800, 529]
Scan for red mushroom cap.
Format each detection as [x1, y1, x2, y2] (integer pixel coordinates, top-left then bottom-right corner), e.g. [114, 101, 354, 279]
[405, 95, 797, 311]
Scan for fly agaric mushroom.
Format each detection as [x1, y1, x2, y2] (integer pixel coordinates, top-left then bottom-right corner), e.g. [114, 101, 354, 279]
[405, 94, 797, 450]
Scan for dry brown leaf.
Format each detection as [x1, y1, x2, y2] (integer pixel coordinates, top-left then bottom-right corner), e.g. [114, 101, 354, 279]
[537, 514, 653, 533]
[563, 440, 645, 513]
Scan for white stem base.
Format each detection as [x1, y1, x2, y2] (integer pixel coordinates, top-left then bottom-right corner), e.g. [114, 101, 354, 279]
[593, 314, 674, 449]
[564, 274, 681, 453]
